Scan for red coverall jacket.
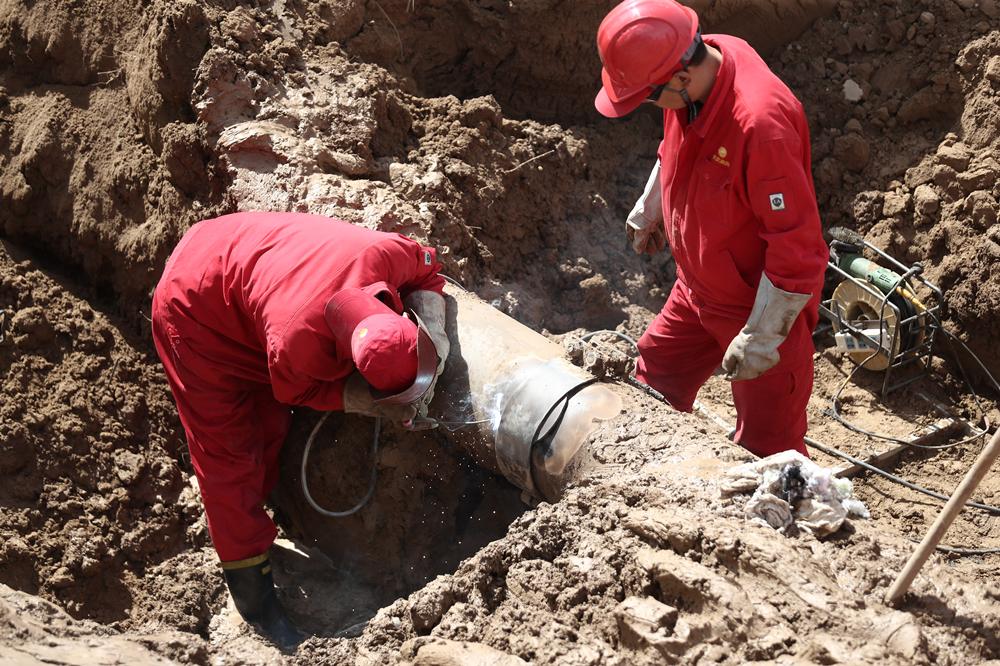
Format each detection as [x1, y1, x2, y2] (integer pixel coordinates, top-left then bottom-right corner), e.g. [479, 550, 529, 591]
[638, 35, 829, 457]
[658, 34, 828, 311]
[151, 212, 445, 561]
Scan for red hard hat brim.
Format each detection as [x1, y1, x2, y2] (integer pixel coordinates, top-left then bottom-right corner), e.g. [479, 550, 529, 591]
[595, 79, 648, 118]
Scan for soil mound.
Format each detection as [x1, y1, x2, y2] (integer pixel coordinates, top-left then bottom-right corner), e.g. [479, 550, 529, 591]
[2, 0, 1000, 664]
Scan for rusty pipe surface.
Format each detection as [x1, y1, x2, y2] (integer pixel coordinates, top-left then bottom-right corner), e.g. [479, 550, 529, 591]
[429, 284, 622, 501]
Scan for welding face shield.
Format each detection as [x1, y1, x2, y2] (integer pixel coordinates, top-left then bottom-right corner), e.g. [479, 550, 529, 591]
[364, 310, 438, 405]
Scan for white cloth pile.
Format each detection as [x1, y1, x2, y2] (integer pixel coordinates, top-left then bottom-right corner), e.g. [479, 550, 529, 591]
[720, 450, 870, 536]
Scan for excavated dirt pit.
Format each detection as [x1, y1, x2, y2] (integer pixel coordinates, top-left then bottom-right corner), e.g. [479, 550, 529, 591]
[4, 0, 1000, 664]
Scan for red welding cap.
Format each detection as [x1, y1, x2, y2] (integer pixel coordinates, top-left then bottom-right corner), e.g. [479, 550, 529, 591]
[325, 288, 436, 401]
[352, 313, 419, 395]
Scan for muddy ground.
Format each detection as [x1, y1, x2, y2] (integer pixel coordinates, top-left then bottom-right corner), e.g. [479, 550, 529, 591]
[2, 0, 1000, 664]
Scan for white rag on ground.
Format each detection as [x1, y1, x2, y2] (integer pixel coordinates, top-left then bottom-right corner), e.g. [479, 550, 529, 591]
[721, 450, 870, 536]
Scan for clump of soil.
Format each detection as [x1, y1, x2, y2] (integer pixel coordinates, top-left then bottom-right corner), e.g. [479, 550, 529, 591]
[2, 0, 1000, 664]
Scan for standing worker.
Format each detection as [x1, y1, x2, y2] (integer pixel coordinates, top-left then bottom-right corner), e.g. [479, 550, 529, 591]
[151, 212, 450, 650]
[594, 0, 828, 458]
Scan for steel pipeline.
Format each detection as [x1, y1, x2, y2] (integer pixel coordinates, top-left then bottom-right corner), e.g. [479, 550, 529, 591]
[427, 284, 622, 502]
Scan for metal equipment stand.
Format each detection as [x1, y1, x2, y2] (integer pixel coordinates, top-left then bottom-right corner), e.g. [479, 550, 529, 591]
[819, 239, 943, 397]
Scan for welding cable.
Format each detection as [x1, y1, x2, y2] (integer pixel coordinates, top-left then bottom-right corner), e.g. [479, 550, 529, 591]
[813, 323, 834, 338]
[300, 412, 378, 517]
[627, 375, 670, 403]
[825, 302, 999, 451]
[904, 537, 1000, 555]
[804, 435, 1000, 514]
[824, 359, 986, 451]
[441, 274, 466, 290]
[887, 269, 994, 431]
[916, 304, 992, 429]
[934, 320, 998, 429]
[937, 327, 1000, 395]
[581, 329, 639, 348]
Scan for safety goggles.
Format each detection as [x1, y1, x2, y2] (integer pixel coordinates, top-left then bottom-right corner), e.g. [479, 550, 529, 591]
[644, 82, 669, 104]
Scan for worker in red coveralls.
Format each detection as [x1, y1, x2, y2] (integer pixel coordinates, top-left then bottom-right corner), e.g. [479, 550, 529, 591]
[594, 0, 828, 458]
[151, 212, 450, 650]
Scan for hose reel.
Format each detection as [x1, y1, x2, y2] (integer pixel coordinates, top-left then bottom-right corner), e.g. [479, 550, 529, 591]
[821, 228, 942, 395]
[830, 278, 925, 372]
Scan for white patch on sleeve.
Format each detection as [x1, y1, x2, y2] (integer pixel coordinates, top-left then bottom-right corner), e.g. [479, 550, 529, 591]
[769, 193, 786, 211]
[424, 250, 432, 265]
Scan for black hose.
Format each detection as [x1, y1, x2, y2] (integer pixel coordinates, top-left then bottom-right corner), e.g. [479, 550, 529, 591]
[581, 329, 639, 348]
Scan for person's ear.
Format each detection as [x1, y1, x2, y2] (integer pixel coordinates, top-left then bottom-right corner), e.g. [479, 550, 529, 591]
[674, 71, 692, 89]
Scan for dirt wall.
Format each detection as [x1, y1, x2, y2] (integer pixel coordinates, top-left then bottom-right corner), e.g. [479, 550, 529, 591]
[3, 0, 1000, 664]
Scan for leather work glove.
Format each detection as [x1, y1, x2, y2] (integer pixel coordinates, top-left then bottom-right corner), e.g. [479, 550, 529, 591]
[625, 159, 667, 256]
[721, 273, 812, 382]
[402, 290, 450, 417]
[342, 372, 418, 424]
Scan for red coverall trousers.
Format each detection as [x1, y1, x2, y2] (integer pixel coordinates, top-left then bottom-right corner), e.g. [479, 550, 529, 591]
[152, 313, 290, 562]
[635, 279, 818, 458]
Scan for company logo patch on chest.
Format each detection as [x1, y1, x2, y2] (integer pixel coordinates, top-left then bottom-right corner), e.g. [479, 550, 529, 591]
[769, 193, 786, 211]
[424, 250, 432, 265]
[711, 146, 731, 168]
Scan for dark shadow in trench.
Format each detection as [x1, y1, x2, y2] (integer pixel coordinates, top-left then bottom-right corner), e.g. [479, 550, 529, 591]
[269, 310, 527, 638]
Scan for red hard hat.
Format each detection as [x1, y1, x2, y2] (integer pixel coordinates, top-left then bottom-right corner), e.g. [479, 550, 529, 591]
[595, 0, 700, 118]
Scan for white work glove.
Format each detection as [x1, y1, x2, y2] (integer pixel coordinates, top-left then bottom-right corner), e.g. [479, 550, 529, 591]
[402, 290, 450, 417]
[721, 273, 812, 382]
[342, 371, 421, 424]
[625, 159, 667, 256]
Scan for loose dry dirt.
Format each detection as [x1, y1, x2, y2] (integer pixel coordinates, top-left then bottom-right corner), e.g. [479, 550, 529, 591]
[2, 0, 1000, 665]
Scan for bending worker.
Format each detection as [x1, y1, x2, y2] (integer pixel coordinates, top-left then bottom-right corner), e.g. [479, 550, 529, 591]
[151, 212, 449, 649]
[595, 0, 828, 458]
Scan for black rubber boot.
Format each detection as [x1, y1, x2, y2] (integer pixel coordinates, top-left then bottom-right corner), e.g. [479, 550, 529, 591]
[221, 552, 305, 651]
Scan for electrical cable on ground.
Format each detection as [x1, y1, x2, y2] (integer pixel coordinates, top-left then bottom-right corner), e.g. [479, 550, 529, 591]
[904, 537, 1000, 555]
[581, 329, 639, 348]
[628, 375, 669, 403]
[823, 356, 986, 452]
[803, 435, 1000, 514]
